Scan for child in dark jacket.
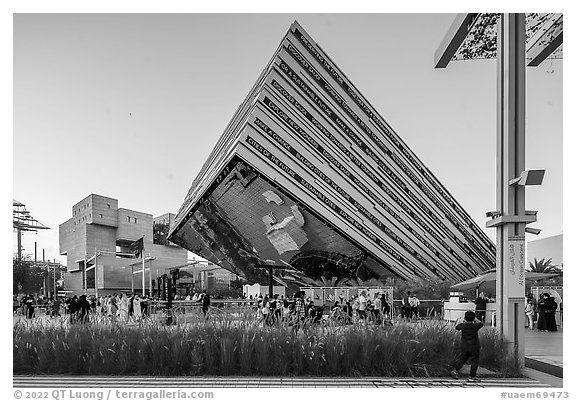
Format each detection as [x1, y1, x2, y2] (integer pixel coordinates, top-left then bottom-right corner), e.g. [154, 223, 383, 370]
[450, 310, 483, 382]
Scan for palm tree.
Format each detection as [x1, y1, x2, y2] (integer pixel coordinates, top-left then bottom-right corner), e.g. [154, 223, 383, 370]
[527, 258, 562, 274]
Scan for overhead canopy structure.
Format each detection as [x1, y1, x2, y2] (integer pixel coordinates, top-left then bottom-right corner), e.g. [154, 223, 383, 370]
[451, 269, 557, 291]
[13, 200, 49, 232]
[168, 21, 496, 289]
[435, 13, 563, 68]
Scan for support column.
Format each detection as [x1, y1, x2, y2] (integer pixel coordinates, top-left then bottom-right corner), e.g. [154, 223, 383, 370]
[496, 13, 526, 367]
[94, 250, 98, 298]
[268, 267, 274, 298]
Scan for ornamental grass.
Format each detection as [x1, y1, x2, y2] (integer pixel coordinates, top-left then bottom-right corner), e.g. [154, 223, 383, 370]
[13, 315, 520, 377]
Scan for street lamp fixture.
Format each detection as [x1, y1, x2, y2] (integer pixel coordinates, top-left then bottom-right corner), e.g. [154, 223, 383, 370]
[525, 227, 542, 235]
[508, 169, 546, 186]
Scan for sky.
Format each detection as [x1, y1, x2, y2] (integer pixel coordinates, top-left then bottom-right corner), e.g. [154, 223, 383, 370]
[10, 13, 564, 267]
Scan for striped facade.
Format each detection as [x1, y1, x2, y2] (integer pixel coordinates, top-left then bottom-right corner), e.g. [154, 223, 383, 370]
[168, 21, 496, 288]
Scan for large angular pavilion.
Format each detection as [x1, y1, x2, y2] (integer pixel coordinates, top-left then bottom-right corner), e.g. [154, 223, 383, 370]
[167, 21, 496, 290]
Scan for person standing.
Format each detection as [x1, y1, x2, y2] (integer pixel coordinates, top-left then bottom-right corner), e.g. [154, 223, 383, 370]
[201, 289, 211, 318]
[25, 294, 35, 319]
[69, 295, 80, 324]
[409, 293, 420, 320]
[373, 293, 382, 325]
[133, 294, 142, 321]
[382, 293, 391, 320]
[52, 297, 61, 318]
[78, 295, 91, 324]
[140, 295, 148, 318]
[261, 295, 271, 326]
[110, 293, 119, 322]
[292, 291, 306, 333]
[128, 295, 135, 321]
[357, 291, 368, 323]
[450, 311, 484, 382]
[118, 293, 129, 323]
[525, 297, 535, 329]
[401, 291, 412, 321]
[536, 293, 549, 331]
[544, 296, 558, 332]
[474, 292, 488, 323]
[272, 294, 281, 324]
[282, 298, 291, 324]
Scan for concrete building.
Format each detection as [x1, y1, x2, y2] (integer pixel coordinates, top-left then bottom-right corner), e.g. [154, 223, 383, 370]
[167, 21, 496, 291]
[59, 194, 187, 295]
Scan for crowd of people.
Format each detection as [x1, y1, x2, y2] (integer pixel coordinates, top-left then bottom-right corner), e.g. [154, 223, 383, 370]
[15, 289, 560, 333]
[471, 291, 560, 332]
[252, 290, 393, 329]
[525, 292, 558, 332]
[14, 289, 215, 324]
[400, 291, 421, 321]
[14, 293, 153, 324]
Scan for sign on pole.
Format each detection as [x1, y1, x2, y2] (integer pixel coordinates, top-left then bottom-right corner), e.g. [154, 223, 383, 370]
[506, 235, 526, 299]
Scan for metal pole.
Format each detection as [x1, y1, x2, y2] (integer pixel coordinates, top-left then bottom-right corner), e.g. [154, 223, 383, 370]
[17, 228, 22, 261]
[94, 249, 98, 298]
[131, 266, 134, 294]
[268, 267, 273, 298]
[53, 259, 57, 298]
[142, 254, 146, 296]
[83, 254, 87, 293]
[149, 258, 152, 298]
[496, 13, 526, 367]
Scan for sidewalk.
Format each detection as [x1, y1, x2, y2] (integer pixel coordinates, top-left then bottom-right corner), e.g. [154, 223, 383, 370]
[525, 327, 562, 378]
[13, 375, 553, 388]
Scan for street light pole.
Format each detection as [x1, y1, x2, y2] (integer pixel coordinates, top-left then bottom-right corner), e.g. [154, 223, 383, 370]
[495, 13, 527, 366]
[53, 259, 57, 298]
[94, 249, 98, 298]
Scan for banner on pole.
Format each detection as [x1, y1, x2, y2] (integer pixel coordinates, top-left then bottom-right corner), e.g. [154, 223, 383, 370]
[506, 235, 526, 299]
[129, 236, 144, 258]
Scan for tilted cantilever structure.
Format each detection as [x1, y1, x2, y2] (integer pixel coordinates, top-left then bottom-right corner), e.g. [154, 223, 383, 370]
[167, 21, 496, 289]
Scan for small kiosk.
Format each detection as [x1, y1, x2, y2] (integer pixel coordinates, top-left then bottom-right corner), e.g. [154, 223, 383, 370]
[443, 291, 496, 325]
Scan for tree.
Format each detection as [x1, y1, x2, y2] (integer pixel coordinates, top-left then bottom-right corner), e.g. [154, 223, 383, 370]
[385, 276, 453, 300]
[13, 256, 46, 295]
[153, 222, 170, 245]
[527, 258, 562, 274]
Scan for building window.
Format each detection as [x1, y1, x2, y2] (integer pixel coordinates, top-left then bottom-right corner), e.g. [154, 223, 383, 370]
[107, 204, 111, 209]
[127, 216, 131, 223]
[99, 214, 103, 218]
[89, 213, 91, 218]
[134, 217, 137, 224]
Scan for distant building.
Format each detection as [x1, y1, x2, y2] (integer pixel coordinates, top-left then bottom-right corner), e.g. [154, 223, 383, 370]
[59, 194, 187, 295]
[527, 234, 563, 268]
[170, 260, 241, 296]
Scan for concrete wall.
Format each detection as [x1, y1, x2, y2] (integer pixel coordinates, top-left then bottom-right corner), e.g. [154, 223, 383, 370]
[88, 194, 119, 228]
[116, 208, 153, 243]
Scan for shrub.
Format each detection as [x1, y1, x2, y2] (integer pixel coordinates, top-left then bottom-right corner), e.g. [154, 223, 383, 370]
[13, 317, 519, 377]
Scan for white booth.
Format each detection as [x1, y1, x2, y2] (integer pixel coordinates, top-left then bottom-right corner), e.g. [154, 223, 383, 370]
[243, 283, 285, 299]
[443, 291, 496, 325]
